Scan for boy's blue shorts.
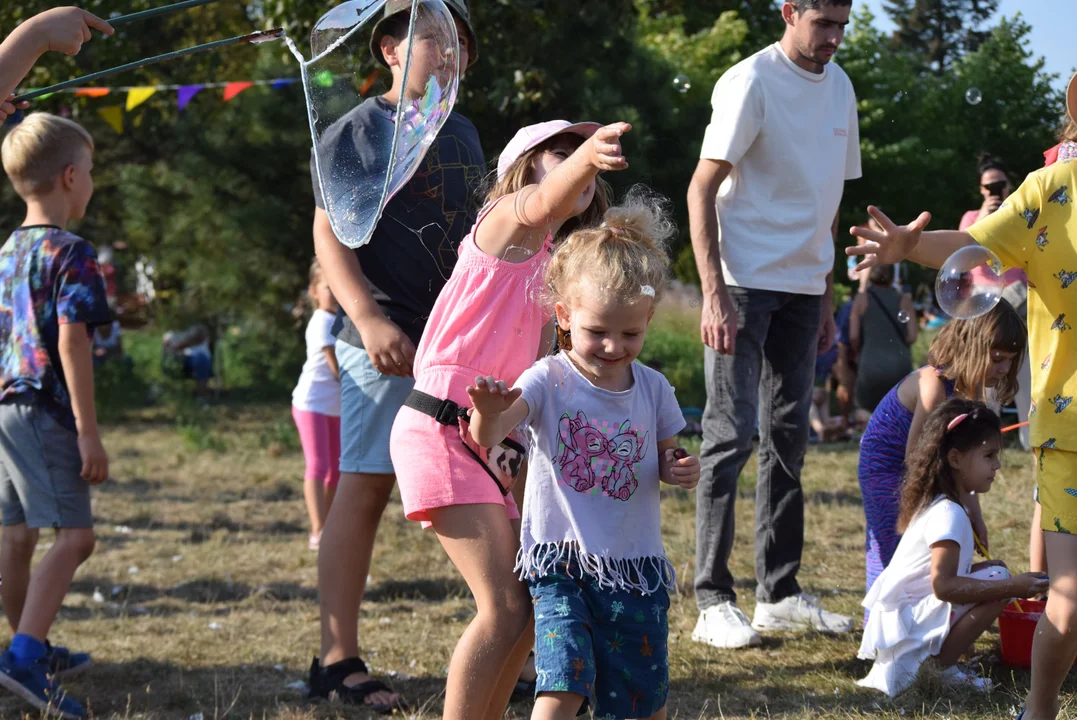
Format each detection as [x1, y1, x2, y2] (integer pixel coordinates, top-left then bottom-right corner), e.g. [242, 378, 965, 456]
[528, 560, 670, 719]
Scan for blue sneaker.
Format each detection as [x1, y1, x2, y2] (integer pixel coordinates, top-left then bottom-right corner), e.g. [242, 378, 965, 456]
[0, 651, 85, 719]
[44, 642, 92, 679]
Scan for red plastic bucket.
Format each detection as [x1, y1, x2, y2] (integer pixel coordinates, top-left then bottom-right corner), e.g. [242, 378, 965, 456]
[998, 600, 1077, 668]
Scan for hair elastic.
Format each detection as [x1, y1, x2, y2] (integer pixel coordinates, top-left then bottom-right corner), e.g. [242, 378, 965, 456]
[947, 413, 970, 432]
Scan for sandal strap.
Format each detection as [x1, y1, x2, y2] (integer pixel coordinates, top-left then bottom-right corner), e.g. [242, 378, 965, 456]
[322, 656, 370, 682]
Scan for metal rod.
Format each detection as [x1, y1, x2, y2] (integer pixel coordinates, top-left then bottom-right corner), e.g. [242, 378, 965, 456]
[14, 29, 282, 102]
[109, 0, 221, 26]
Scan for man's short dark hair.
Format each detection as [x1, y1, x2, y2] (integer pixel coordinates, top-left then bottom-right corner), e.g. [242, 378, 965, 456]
[791, 0, 853, 11]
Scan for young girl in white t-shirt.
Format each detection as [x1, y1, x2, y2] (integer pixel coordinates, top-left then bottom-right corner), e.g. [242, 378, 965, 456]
[858, 398, 1049, 697]
[292, 259, 341, 550]
[467, 190, 700, 720]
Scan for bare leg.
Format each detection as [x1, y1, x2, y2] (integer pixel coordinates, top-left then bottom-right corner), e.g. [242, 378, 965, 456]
[303, 475, 328, 537]
[1030, 502, 1048, 575]
[0, 524, 38, 635]
[1024, 532, 1077, 720]
[429, 503, 533, 720]
[532, 692, 586, 720]
[17, 528, 94, 640]
[935, 599, 1007, 666]
[324, 482, 337, 517]
[642, 707, 668, 720]
[317, 472, 398, 706]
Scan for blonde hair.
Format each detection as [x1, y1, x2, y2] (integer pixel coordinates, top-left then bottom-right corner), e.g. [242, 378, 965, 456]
[487, 133, 612, 240]
[1059, 114, 1077, 145]
[1, 112, 94, 198]
[546, 186, 674, 308]
[927, 299, 1025, 405]
[308, 257, 324, 287]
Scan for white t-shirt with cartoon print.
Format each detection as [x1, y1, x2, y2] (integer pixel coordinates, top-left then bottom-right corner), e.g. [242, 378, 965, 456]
[514, 352, 686, 594]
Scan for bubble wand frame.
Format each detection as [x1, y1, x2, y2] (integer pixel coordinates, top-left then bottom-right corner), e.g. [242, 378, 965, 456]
[13, 0, 282, 103]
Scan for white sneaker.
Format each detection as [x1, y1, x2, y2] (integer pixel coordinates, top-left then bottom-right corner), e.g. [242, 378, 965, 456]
[939, 665, 992, 692]
[751, 593, 854, 633]
[692, 602, 762, 649]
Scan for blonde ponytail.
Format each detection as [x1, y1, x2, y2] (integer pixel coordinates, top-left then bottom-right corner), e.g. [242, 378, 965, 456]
[546, 186, 674, 306]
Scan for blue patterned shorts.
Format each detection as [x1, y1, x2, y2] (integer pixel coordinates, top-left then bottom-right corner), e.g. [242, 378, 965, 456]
[528, 562, 670, 719]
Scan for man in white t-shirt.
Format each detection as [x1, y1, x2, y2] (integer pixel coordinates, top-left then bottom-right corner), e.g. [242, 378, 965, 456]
[688, 0, 861, 650]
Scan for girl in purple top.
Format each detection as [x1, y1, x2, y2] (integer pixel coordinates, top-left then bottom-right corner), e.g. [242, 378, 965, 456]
[858, 301, 1025, 602]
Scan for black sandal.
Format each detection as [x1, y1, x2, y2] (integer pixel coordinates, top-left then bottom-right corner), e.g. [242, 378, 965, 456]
[307, 656, 408, 714]
[510, 651, 537, 702]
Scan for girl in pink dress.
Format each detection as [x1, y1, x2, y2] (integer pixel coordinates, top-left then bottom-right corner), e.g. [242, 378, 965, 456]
[389, 119, 629, 720]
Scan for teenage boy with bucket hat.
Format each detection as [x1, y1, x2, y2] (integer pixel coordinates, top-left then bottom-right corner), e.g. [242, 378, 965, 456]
[306, 0, 483, 711]
[847, 71, 1077, 720]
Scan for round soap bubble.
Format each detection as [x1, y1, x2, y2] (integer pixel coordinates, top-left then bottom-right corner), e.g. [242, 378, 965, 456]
[673, 74, 691, 93]
[286, 0, 460, 249]
[897, 309, 910, 324]
[965, 87, 983, 105]
[935, 245, 1004, 319]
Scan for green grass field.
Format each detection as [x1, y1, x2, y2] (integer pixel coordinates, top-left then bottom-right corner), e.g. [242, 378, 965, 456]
[1, 399, 1068, 720]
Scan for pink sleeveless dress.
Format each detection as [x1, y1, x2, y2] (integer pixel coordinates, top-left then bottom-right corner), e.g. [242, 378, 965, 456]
[390, 198, 554, 525]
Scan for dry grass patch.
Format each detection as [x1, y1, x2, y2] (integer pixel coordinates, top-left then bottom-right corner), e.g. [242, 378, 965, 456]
[0, 403, 1067, 719]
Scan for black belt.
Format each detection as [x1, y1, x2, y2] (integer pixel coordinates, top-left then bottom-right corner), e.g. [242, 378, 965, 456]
[403, 389, 469, 427]
[403, 389, 525, 496]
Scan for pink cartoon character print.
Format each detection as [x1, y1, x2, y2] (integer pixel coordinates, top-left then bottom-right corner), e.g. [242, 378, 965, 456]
[558, 411, 607, 492]
[602, 420, 648, 502]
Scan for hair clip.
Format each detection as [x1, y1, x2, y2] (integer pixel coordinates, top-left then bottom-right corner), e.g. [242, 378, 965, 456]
[947, 413, 969, 432]
[640, 285, 655, 297]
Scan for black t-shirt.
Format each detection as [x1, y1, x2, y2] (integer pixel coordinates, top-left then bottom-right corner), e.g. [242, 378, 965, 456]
[311, 96, 484, 348]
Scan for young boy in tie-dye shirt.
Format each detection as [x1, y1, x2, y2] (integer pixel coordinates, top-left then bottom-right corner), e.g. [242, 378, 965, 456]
[0, 112, 110, 718]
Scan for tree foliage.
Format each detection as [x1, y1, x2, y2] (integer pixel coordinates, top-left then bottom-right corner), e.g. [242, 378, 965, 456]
[882, 0, 999, 73]
[0, 1, 1065, 395]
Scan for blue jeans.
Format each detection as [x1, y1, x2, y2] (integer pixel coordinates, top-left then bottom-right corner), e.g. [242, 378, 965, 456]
[694, 287, 821, 607]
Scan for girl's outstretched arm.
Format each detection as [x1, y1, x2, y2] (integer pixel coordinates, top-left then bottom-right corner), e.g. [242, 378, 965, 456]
[475, 123, 630, 259]
[466, 376, 529, 448]
[930, 541, 1048, 604]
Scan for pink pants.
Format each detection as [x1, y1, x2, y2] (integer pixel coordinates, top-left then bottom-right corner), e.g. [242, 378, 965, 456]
[292, 407, 341, 488]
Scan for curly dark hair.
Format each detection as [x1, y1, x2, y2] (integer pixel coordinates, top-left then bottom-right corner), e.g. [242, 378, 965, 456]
[898, 398, 1001, 533]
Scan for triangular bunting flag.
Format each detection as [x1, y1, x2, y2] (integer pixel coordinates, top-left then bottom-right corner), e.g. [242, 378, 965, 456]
[98, 106, 124, 134]
[75, 88, 110, 98]
[222, 82, 254, 101]
[177, 85, 203, 110]
[359, 70, 380, 96]
[126, 87, 156, 111]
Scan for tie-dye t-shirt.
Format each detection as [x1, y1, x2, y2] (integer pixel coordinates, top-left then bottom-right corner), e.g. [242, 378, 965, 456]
[0, 226, 111, 429]
[967, 160, 1077, 452]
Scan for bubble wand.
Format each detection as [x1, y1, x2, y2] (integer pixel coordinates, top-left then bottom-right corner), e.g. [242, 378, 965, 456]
[13, 0, 282, 103]
[970, 533, 1024, 613]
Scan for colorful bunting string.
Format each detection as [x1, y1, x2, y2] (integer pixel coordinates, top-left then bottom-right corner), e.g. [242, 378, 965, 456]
[7, 73, 376, 133]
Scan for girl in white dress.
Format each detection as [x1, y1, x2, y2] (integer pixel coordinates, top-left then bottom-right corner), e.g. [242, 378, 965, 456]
[858, 398, 1049, 697]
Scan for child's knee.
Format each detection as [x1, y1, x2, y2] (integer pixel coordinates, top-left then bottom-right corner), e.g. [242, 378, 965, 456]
[56, 528, 95, 562]
[3, 525, 39, 557]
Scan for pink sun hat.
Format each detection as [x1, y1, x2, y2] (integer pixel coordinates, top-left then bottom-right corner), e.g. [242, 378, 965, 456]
[497, 120, 603, 180]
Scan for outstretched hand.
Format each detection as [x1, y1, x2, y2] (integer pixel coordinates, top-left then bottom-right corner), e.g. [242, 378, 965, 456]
[466, 376, 521, 417]
[846, 206, 932, 272]
[30, 7, 114, 56]
[587, 122, 631, 172]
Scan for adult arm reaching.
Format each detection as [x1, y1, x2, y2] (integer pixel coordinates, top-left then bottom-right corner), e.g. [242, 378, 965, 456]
[847, 206, 972, 270]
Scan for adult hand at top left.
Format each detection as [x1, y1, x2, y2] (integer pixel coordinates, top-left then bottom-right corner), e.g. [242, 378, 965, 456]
[665, 448, 700, 490]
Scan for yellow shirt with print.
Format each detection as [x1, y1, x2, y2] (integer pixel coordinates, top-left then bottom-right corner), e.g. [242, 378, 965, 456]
[968, 159, 1077, 453]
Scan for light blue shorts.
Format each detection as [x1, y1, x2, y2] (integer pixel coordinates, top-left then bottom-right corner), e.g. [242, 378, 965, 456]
[336, 340, 414, 475]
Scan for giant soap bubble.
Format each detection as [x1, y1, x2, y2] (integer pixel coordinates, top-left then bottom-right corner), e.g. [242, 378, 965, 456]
[935, 245, 1004, 319]
[287, 0, 460, 248]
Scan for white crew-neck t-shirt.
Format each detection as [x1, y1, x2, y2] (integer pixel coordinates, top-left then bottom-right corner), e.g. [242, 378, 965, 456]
[292, 308, 341, 417]
[700, 42, 862, 296]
